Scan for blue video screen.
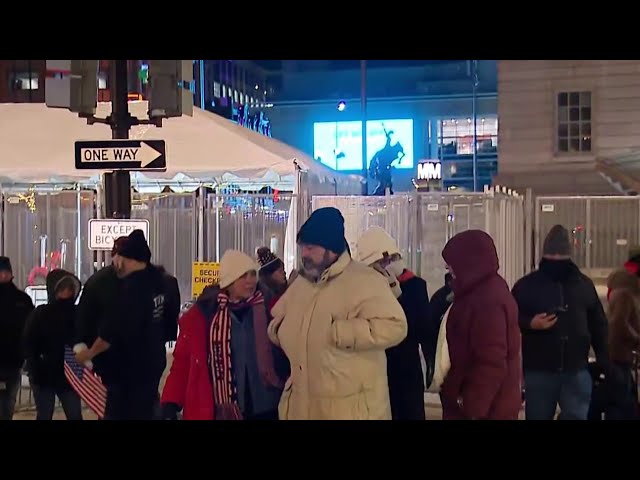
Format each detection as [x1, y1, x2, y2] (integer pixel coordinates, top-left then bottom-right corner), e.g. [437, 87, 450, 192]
[313, 119, 414, 171]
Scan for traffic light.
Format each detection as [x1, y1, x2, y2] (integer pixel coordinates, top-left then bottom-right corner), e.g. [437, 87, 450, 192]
[45, 60, 98, 115]
[147, 60, 194, 119]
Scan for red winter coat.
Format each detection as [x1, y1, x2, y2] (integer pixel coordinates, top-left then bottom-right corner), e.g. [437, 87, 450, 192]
[161, 300, 215, 420]
[607, 260, 640, 301]
[441, 230, 522, 420]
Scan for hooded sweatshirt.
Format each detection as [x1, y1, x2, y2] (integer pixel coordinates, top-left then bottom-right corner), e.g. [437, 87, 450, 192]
[440, 230, 522, 420]
[23, 269, 81, 389]
[0, 280, 34, 378]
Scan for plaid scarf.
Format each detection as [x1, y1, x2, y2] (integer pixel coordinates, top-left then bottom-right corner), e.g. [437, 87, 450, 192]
[209, 290, 280, 420]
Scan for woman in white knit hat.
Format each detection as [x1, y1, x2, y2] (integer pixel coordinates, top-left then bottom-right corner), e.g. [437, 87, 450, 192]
[160, 250, 285, 420]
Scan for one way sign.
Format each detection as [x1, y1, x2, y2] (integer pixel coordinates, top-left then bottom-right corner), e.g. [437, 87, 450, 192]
[75, 140, 167, 171]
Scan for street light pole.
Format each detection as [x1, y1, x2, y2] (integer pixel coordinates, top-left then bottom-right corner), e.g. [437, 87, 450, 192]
[472, 59, 479, 192]
[361, 60, 368, 195]
[104, 59, 132, 219]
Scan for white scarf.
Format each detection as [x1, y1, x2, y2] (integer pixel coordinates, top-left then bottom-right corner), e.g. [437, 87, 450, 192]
[428, 306, 452, 393]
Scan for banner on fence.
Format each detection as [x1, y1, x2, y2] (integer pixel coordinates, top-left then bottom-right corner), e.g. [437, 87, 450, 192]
[192, 262, 220, 298]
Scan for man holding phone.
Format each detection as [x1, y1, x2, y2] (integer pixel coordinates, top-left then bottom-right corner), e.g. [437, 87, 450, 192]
[512, 225, 608, 420]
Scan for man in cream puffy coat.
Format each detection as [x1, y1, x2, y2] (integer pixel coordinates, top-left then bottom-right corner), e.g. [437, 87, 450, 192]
[268, 208, 407, 420]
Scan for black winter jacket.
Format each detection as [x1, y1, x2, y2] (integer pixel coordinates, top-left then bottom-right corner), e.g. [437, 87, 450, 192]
[512, 259, 608, 373]
[157, 266, 181, 343]
[23, 270, 80, 389]
[0, 282, 34, 378]
[75, 265, 121, 380]
[386, 273, 431, 420]
[98, 265, 168, 386]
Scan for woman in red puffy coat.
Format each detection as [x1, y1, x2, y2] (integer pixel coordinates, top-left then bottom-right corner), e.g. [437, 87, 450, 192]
[440, 230, 522, 420]
[160, 250, 286, 420]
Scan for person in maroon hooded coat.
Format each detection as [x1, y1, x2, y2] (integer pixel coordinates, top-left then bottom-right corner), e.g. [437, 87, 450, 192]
[440, 230, 522, 420]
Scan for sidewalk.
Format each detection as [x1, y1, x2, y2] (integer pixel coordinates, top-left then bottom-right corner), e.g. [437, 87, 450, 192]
[13, 353, 449, 420]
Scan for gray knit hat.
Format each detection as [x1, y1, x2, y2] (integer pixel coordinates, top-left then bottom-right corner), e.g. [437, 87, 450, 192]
[543, 224, 572, 257]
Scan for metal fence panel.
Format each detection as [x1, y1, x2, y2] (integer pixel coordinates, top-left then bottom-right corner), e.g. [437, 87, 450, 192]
[535, 197, 588, 269]
[415, 193, 521, 291]
[590, 197, 640, 270]
[204, 193, 293, 263]
[311, 193, 525, 294]
[131, 192, 196, 303]
[2, 189, 94, 290]
[535, 196, 640, 275]
[311, 195, 414, 264]
[416, 197, 449, 290]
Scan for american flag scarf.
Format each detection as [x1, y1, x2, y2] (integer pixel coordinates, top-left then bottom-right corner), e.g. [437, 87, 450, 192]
[209, 290, 278, 420]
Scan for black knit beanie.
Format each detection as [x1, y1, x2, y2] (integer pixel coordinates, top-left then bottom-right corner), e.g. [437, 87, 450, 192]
[297, 207, 347, 255]
[0, 256, 12, 273]
[118, 229, 152, 263]
[543, 224, 572, 257]
[111, 236, 129, 256]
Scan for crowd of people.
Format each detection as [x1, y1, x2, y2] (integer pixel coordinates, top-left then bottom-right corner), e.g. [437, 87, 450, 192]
[0, 231, 181, 420]
[0, 206, 638, 420]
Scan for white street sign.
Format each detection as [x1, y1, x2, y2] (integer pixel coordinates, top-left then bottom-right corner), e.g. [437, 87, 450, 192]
[89, 219, 150, 251]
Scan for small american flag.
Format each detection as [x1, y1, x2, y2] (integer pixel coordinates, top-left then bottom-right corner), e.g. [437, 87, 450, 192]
[63, 346, 107, 419]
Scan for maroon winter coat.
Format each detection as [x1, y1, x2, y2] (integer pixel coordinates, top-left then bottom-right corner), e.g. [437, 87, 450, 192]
[440, 230, 522, 420]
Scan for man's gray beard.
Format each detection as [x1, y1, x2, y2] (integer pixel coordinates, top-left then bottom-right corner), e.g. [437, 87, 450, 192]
[300, 255, 333, 283]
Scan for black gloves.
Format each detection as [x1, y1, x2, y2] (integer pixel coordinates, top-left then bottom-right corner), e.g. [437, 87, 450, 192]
[160, 402, 182, 420]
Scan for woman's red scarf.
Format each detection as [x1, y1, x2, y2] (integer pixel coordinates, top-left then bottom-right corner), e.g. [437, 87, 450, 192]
[209, 290, 281, 420]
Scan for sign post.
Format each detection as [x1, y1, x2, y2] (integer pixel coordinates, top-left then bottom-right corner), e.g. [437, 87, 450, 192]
[75, 140, 166, 171]
[88, 219, 150, 250]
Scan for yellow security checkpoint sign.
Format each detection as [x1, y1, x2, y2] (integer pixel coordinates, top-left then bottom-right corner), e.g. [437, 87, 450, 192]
[192, 262, 220, 299]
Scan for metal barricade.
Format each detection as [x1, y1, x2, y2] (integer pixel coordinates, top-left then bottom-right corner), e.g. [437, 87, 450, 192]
[535, 196, 640, 278]
[312, 192, 526, 292]
[203, 193, 294, 262]
[131, 192, 197, 303]
[2, 188, 95, 290]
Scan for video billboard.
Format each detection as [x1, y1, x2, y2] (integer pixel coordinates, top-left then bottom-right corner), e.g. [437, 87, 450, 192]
[313, 119, 414, 171]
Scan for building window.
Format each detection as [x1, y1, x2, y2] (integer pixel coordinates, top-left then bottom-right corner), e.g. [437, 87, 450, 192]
[10, 72, 39, 90]
[437, 116, 498, 157]
[213, 81, 221, 98]
[557, 91, 591, 153]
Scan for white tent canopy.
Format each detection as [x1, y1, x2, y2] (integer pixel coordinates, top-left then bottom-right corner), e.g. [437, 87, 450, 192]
[0, 101, 362, 190]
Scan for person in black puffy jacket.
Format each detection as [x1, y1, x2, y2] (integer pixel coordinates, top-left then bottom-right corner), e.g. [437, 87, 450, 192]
[23, 269, 83, 420]
[0, 257, 34, 420]
[512, 225, 608, 420]
[76, 230, 167, 420]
